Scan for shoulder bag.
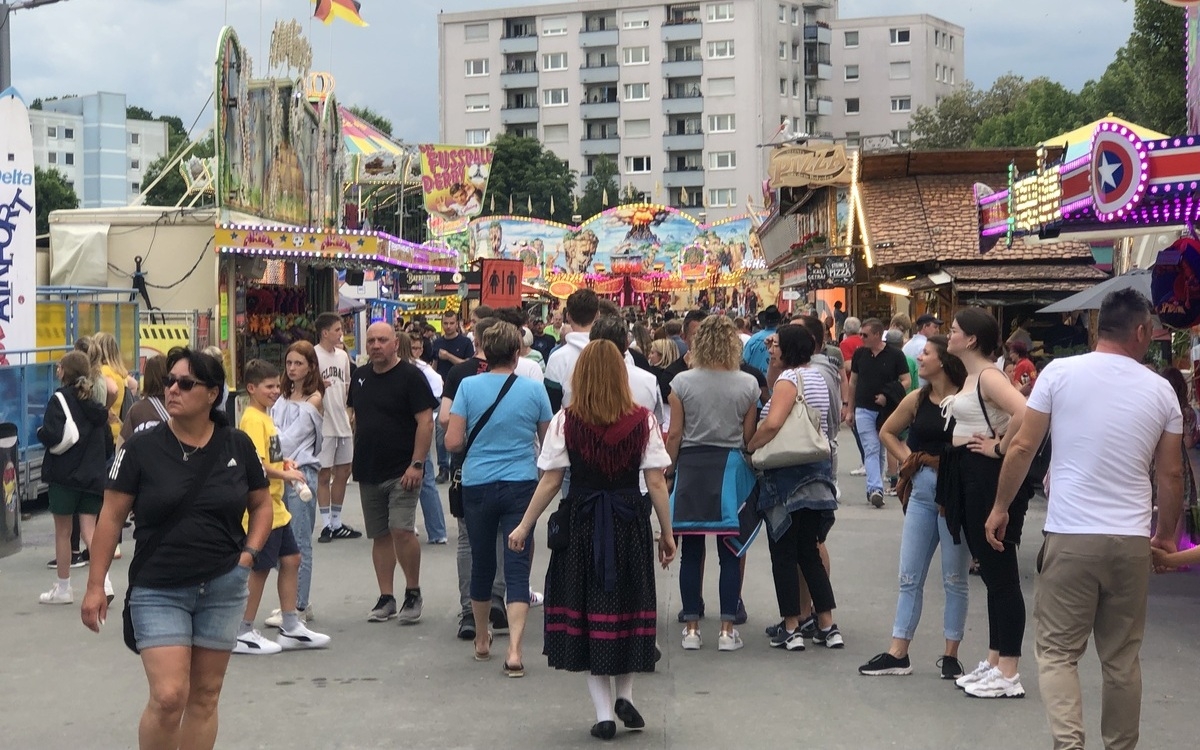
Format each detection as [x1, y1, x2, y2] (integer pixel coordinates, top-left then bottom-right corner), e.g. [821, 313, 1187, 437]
[48, 392, 81, 456]
[448, 374, 518, 518]
[751, 372, 831, 470]
[123, 427, 228, 654]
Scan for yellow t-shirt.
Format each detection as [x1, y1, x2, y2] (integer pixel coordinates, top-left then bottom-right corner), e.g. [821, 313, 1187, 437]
[239, 406, 292, 530]
[101, 364, 125, 443]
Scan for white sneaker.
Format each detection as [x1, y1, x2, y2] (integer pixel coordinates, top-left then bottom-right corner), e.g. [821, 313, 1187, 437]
[529, 591, 544, 607]
[38, 581, 73, 605]
[681, 629, 702, 650]
[850, 466, 867, 476]
[718, 629, 744, 652]
[264, 605, 314, 629]
[276, 622, 331, 650]
[955, 660, 994, 690]
[963, 667, 1026, 698]
[103, 574, 114, 604]
[233, 629, 282, 655]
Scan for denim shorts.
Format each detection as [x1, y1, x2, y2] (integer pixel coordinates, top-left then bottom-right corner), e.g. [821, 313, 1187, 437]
[128, 564, 251, 651]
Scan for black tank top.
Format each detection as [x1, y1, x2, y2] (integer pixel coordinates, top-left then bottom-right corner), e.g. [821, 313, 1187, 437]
[907, 390, 954, 454]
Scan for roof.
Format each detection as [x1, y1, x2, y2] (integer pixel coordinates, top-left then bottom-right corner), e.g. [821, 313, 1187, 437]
[859, 172, 1094, 266]
[1038, 116, 1167, 162]
[859, 148, 1062, 181]
[944, 262, 1109, 294]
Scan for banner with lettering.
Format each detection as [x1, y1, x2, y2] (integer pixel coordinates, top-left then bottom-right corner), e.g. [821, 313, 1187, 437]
[419, 144, 494, 237]
[0, 89, 36, 364]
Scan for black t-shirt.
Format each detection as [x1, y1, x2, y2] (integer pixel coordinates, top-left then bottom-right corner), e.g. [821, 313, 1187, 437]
[108, 424, 269, 588]
[851, 345, 909, 410]
[530, 333, 557, 362]
[431, 334, 475, 379]
[348, 360, 439, 483]
[443, 356, 490, 402]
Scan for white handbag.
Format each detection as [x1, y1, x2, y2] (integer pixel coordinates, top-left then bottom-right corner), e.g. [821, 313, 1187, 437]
[48, 392, 81, 456]
[750, 383, 831, 470]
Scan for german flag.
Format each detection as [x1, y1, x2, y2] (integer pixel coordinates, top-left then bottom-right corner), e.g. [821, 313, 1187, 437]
[313, 0, 368, 27]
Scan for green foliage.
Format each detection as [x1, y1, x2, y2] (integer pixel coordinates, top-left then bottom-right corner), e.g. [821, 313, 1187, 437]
[142, 133, 215, 207]
[126, 105, 154, 121]
[34, 166, 79, 236]
[347, 105, 393, 137]
[479, 133, 575, 223]
[576, 155, 619, 218]
[973, 79, 1090, 148]
[30, 98, 42, 110]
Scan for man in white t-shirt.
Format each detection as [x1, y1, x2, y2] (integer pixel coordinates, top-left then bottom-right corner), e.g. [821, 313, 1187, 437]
[314, 313, 363, 542]
[987, 289, 1183, 747]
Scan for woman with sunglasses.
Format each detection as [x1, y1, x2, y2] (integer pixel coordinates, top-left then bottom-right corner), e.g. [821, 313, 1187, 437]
[82, 347, 274, 750]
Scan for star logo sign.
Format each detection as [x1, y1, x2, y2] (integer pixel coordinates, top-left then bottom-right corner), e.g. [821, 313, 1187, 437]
[1097, 152, 1124, 192]
[1090, 125, 1147, 221]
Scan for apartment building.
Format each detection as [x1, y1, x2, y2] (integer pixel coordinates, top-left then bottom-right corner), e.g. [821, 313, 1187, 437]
[30, 91, 169, 208]
[828, 14, 964, 149]
[439, 0, 837, 221]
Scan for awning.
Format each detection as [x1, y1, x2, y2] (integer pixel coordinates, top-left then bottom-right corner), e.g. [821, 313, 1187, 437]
[878, 270, 953, 296]
[945, 262, 1110, 295]
[1038, 116, 1167, 162]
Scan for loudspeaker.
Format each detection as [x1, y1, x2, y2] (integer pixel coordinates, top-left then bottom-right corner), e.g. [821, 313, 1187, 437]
[345, 269, 365, 286]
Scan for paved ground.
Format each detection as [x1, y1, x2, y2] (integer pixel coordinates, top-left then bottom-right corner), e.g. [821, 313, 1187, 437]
[3, 446, 1198, 749]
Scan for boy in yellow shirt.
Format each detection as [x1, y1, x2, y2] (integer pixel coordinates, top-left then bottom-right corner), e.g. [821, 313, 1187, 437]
[234, 359, 331, 654]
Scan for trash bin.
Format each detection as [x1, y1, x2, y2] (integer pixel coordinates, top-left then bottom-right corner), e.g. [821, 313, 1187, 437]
[0, 423, 20, 558]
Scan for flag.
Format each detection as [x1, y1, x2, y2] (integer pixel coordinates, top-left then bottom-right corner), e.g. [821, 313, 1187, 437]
[490, 193, 495, 212]
[508, 194, 513, 213]
[769, 119, 788, 142]
[550, 195, 555, 214]
[573, 193, 579, 212]
[654, 181, 661, 200]
[680, 186, 689, 206]
[527, 195, 533, 214]
[602, 187, 609, 205]
[313, 0, 368, 27]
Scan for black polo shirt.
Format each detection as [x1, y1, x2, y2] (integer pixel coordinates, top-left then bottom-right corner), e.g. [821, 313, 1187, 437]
[850, 345, 909, 411]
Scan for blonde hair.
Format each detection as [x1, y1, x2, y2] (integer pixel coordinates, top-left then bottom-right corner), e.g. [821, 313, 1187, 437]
[649, 338, 679, 369]
[689, 315, 742, 371]
[569, 341, 634, 426]
[90, 332, 129, 378]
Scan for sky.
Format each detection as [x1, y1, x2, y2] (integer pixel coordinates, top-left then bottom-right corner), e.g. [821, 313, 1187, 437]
[10, 0, 1138, 144]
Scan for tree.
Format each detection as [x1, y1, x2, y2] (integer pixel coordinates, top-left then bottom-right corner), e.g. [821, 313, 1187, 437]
[576, 155, 619, 218]
[973, 78, 1089, 148]
[910, 75, 1032, 149]
[348, 105, 393, 137]
[126, 104, 154, 121]
[142, 133, 215, 206]
[34, 166, 79, 235]
[480, 133, 575, 223]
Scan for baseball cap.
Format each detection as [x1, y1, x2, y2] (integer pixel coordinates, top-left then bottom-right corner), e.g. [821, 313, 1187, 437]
[915, 313, 943, 327]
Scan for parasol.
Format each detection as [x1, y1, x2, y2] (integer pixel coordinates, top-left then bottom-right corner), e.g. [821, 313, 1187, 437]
[1037, 269, 1151, 314]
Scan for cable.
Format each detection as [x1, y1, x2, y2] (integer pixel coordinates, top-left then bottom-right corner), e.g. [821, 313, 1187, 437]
[108, 236, 213, 291]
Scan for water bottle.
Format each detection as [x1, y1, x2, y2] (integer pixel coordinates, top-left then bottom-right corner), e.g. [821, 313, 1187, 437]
[293, 481, 313, 502]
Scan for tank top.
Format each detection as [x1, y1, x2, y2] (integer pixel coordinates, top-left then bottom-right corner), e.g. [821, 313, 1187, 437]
[947, 370, 1010, 440]
[907, 390, 954, 454]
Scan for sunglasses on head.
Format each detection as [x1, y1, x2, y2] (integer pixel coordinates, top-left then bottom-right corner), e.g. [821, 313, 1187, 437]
[162, 374, 208, 392]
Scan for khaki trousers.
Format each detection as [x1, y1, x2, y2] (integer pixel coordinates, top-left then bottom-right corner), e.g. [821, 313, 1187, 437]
[1034, 533, 1150, 750]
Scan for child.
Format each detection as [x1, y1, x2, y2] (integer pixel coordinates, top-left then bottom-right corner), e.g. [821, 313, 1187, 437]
[1153, 541, 1200, 571]
[234, 359, 331, 654]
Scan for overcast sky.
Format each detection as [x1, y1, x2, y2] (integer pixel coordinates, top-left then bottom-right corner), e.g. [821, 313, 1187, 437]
[11, 0, 1137, 143]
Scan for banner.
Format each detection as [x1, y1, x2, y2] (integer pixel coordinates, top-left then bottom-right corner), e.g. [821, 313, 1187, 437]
[420, 144, 493, 236]
[806, 256, 856, 289]
[0, 88, 37, 365]
[480, 259, 523, 309]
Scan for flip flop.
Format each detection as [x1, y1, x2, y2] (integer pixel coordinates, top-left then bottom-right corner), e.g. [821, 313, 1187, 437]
[502, 660, 525, 678]
[474, 632, 493, 661]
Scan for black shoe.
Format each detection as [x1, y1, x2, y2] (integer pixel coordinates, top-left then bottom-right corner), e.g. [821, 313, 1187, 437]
[490, 607, 510, 635]
[769, 626, 806, 651]
[614, 698, 645, 730]
[765, 620, 785, 638]
[733, 598, 748, 626]
[813, 623, 845, 649]
[798, 614, 818, 639]
[859, 652, 913, 676]
[937, 655, 965, 680]
[590, 721, 617, 740]
[869, 490, 885, 508]
[47, 552, 87, 569]
[318, 526, 333, 544]
[330, 524, 363, 540]
[436, 468, 450, 484]
[457, 615, 476, 641]
[676, 598, 705, 623]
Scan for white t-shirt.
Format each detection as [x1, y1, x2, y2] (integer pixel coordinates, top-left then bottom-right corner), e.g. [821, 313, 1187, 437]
[515, 356, 545, 383]
[538, 411, 671, 474]
[414, 359, 444, 400]
[1029, 351, 1182, 537]
[315, 344, 353, 437]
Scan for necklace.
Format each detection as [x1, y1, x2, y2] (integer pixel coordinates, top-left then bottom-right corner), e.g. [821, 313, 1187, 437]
[170, 425, 205, 462]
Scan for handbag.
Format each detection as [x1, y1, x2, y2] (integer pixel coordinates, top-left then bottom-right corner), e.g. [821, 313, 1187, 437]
[751, 373, 831, 470]
[448, 374, 518, 518]
[545, 501, 569, 551]
[48, 392, 80, 456]
[123, 427, 228, 654]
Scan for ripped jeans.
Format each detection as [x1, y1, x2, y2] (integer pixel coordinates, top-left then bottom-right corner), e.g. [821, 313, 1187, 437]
[892, 466, 970, 642]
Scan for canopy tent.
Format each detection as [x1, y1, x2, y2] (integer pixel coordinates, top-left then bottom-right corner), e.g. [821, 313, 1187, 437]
[340, 106, 419, 186]
[1038, 116, 1167, 163]
[1037, 268, 1152, 313]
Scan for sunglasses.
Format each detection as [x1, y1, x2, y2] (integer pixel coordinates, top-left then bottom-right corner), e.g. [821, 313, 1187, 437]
[162, 374, 208, 392]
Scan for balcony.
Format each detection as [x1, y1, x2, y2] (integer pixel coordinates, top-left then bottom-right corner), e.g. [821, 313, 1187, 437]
[662, 58, 703, 78]
[663, 167, 705, 188]
[580, 100, 620, 119]
[500, 69, 539, 89]
[662, 94, 704, 115]
[579, 28, 619, 48]
[801, 0, 831, 7]
[804, 61, 833, 80]
[579, 63, 620, 84]
[663, 131, 704, 151]
[661, 19, 702, 42]
[580, 136, 620, 156]
[803, 24, 833, 45]
[804, 95, 833, 116]
[499, 34, 538, 55]
[500, 105, 539, 125]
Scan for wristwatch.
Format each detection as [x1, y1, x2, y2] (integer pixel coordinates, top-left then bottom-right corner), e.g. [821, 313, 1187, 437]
[993, 443, 1004, 458]
[411, 461, 425, 471]
[243, 545, 261, 565]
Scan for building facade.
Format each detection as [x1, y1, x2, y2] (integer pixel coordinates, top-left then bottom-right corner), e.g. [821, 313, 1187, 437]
[30, 92, 169, 208]
[827, 14, 964, 149]
[439, 0, 838, 221]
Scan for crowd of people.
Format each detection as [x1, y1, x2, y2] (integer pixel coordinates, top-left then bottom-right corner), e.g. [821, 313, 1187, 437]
[35, 285, 1196, 748]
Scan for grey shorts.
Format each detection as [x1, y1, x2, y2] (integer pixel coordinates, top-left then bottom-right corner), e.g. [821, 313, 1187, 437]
[318, 436, 353, 469]
[360, 477, 419, 538]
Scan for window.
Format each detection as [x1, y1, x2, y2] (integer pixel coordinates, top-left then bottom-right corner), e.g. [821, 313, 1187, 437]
[709, 188, 736, 207]
[465, 128, 491, 145]
[845, 64, 859, 81]
[63, 127, 74, 139]
[131, 182, 141, 193]
[845, 131, 861, 148]
[543, 52, 567, 71]
[543, 88, 569, 106]
[706, 40, 734, 59]
[791, 43, 800, 62]
[707, 3, 733, 22]
[891, 129, 911, 146]
[778, 42, 787, 60]
[778, 4, 786, 22]
[791, 7, 799, 25]
[845, 98, 860, 115]
[465, 58, 489, 77]
[465, 94, 490, 112]
[623, 83, 649, 101]
[626, 156, 652, 174]
[889, 61, 911, 80]
[949, 68, 956, 84]
[47, 126, 57, 138]
[623, 46, 650, 65]
[934, 30, 941, 48]
[844, 30, 859, 48]
[47, 152, 57, 164]
[779, 78, 787, 96]
[935, 63, 942, 82]
[708, 113, 735, 132]
[542, 17, 567, 36]
[624, 119, 651, 138]
[890, 28, 910, 44]
[710, 150, 736, 169]
[622, 9, 649, 29]
[792, 116, 802, 133]
[464, 23, 489, 42]
[708, 77, 735, 96]
[891, 96, 912, 112]
[130, 133, 139, 145]
[949, 36, 955, 51]
[543, 124, 568, 143]
[792, 79, 800, 98]
[129, 158, 138, 170]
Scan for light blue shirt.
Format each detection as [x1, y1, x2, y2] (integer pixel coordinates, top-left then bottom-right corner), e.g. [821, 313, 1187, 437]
[742, 327, 776, 375]
[451, 373, 553, 485]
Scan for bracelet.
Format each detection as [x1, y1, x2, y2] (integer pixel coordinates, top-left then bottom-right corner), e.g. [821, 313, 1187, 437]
[993, 442, 1005, 458]
[243, 545, 261, 564]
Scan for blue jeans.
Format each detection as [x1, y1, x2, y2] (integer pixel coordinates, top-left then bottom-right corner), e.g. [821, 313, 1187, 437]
[129, 564, 251, 651]
[435, 418, 450, 472]
[419, 454, 447, 541]
[892, 466, 970, 641]
[855, 408, 885, 495]
[463, 480, 537, 605]
[679, 534, 740, 622]
[284, 464, 319, 611]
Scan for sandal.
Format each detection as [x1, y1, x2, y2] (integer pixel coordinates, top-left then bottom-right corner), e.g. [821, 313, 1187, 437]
[474, 631, 493, 661]
[502, 660, 525, 678]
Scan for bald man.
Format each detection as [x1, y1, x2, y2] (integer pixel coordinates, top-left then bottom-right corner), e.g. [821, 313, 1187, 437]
[347, 323, 439, 624]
